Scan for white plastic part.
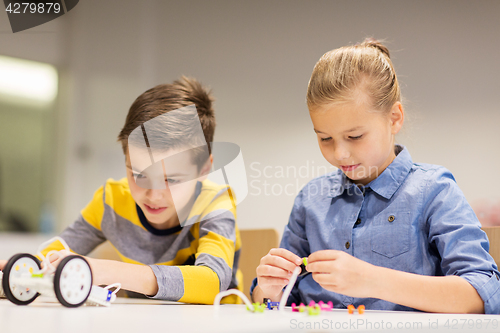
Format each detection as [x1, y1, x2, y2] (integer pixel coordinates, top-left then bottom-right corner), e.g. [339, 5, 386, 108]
[278, 266, 301, 311]
[7, 256, 41, 302]
[85, 283, 121, 307]
[0, 271, 5, 297]
[37, 236, 71, 274]
[213, 289, 254, 311]
[56, 256, 92, 306]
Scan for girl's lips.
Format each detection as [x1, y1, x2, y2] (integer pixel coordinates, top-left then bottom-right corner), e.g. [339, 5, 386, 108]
[341, 164, 360, 172]
[144, 204, 167, 214]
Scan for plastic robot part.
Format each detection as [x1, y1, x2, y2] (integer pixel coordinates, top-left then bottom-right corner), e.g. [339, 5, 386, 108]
[213, 289, 256, 311]
[357, 305, 365, 314]
[0, 271, 5, 298]
[278, 266, 301, 311]
[2, 253, 43, 305]
[299, 257, 309, 277]
[347, 304, 355, 314]
[2, 237, 121, 308]
[308, 304, 321, 316]
[246, 302, 266, 313]
[86, 284, 121, 307]
[263, 298, 280, 310]
[318, 300, 333, 311]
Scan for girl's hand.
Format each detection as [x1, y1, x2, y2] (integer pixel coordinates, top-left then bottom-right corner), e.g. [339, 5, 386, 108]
[0, 259, 7, 270]
[307, 250, 376, 298]
[256, 248, 302, 298]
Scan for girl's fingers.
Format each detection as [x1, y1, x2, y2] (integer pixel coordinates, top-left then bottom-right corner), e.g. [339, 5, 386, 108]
[257, 264, 293, 279]
[306, 261, 335, 273]
[311, 272, 335, 285]
[258, 276, 289, 286]
[308, 250, 341, 263]
[261, 254, 299, 273]
[269, 248, 302, 266]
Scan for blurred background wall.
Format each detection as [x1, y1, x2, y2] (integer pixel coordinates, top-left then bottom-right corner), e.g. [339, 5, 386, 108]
[0, 0, 499, 236]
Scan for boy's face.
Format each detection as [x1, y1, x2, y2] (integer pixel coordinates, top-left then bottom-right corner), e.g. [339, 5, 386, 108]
[125, 147, 210, 229]
[309, 99, 404, 186]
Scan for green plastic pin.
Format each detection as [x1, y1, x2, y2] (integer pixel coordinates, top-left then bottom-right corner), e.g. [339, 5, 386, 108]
[302, 257, 308, 266]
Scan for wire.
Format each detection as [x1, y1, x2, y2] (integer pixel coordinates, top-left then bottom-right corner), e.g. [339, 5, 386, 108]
[278, 266, 301, 311]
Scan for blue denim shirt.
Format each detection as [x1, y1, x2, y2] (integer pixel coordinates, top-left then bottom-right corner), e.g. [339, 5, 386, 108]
[251, 145, 500, 314]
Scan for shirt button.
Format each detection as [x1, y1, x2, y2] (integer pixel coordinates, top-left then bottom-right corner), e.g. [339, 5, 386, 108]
[345, 241, 350, 249]
[355, 218, 361, 225]
[388, 215, 395, 222]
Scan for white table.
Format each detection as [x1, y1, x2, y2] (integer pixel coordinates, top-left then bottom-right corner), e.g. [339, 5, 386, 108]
[0, 297, 499, 333]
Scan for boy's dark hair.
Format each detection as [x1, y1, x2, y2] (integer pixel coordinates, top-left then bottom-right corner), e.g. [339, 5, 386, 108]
[117, 76, 216, 169]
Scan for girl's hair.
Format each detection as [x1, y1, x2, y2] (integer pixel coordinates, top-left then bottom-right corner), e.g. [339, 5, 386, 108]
[306, 38, 401, 112]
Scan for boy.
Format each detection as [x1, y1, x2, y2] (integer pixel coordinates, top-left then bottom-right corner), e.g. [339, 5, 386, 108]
[0, 77, 242, 304]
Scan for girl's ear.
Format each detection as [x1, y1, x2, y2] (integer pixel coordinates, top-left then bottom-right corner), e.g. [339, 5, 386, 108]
[197, 154, 213, 181]
[390, 102, 404, 135]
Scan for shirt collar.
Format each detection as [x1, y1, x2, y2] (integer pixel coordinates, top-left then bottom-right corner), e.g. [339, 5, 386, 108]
[329, 145, 413, 200]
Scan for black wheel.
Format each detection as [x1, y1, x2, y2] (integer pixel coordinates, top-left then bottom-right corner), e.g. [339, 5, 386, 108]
[2, 253, 41, 305]
[54, 255, 92, 308]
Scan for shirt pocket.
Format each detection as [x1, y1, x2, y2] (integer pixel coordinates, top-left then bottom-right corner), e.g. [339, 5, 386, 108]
[371, 211, 411, 259]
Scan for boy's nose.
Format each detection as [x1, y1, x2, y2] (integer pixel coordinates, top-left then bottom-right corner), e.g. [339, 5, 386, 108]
[146, 188, 165, 201]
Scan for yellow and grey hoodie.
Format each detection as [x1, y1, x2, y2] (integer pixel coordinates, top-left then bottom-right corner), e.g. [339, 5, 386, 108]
[41, 178, 242, 304]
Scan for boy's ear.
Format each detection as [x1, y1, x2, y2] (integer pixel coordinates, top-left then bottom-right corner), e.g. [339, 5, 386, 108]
[390, 102, 404, 135]
[197, 154, 213, 181]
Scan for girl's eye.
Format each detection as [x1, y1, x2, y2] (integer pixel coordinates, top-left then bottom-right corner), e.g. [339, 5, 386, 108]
[166, 178, 180, 184]
[320, 137, 332, 142]
[133, 173, 145, 179]
[349, 135, 363, 140]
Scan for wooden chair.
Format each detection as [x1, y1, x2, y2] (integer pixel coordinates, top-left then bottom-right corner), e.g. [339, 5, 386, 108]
[482, 227, 500, 267]
[239, 228, 280, 300]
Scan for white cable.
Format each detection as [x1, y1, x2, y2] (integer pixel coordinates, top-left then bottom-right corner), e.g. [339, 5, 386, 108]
[213, 289, 254, 312]
[37, 236, 71, 274]
[104, 283, 122, 295]
[278, 266, 301, 311]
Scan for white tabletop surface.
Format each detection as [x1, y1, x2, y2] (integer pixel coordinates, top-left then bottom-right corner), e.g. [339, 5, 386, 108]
[1, 296, 499, 333]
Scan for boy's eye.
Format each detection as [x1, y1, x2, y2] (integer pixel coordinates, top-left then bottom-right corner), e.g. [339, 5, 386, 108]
[320, 137, 332, 142]
[166, 178, 180, 184]
[349, 135, 363, 140]
[133, 173, 145, 179]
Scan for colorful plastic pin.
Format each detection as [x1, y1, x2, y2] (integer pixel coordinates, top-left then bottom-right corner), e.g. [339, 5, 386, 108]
[347, 304, 355, 314]
[308, 304, 321, 316]
[318, 300, 333, 311]
[246, 302, 266, 313]
[357, 304, 365, 314]
[299, 257, 309, 276]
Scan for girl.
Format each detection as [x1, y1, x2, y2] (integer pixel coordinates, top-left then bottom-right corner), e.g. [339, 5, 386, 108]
[251, 38, 500, 314]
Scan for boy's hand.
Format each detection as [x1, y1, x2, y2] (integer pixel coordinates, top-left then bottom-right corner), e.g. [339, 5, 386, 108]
[0, 259, 6, 271]
[256, 248, 302, 298]
[40, 250, 70, 270]
[307, 250, 376, 298]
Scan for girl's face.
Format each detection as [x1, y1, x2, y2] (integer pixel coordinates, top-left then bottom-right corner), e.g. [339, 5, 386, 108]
[309, 99, 404, 186]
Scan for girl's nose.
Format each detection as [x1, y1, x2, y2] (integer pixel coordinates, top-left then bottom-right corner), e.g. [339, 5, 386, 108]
[333, 144, 350, 161]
